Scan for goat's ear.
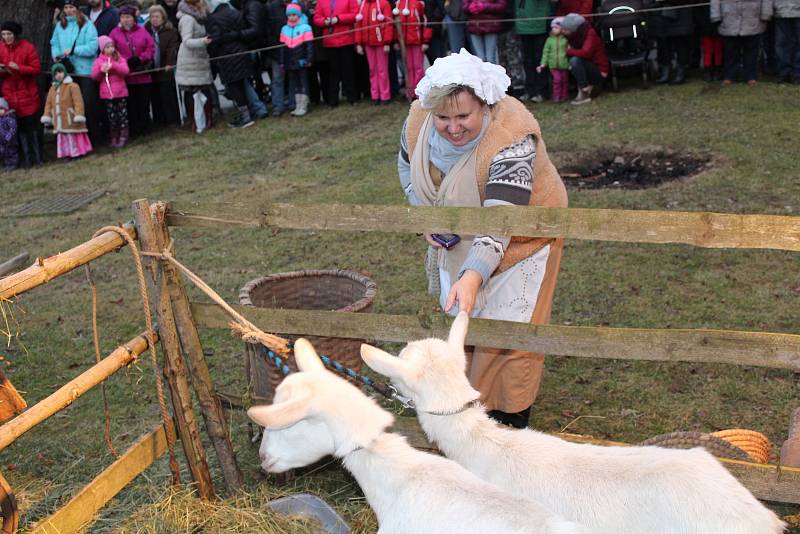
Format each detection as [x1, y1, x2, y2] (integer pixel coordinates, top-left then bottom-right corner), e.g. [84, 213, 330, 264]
[361, 344, 412, 379]
[247, 393, 311, 429]
[293, 338, 326, 372]
[447, 311, 470, 349]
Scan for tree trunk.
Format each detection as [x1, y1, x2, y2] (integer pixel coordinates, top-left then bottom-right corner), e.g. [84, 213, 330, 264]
[0, 1, 55, 68]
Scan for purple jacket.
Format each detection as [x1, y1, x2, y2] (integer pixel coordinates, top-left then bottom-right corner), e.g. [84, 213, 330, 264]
[463, 0, 507, 34]
[109, 24, 155, 85]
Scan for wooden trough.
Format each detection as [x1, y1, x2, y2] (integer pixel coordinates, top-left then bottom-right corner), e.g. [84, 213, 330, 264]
[0, 198, 798, 532]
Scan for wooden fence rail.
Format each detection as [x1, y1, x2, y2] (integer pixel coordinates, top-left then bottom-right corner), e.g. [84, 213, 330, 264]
[0, 331, 156, 452]
[166, 203, 800, 252]
[191, 303, 800, 372]
[0, 224, 135, 301]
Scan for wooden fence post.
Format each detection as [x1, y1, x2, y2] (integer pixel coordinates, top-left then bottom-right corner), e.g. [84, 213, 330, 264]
[150, 201, 244, 493]
[132, 199, 216, 501]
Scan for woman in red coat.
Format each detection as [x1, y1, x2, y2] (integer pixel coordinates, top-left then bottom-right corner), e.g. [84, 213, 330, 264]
[0, 21, 42, 167]
[313, 0, 359, 106]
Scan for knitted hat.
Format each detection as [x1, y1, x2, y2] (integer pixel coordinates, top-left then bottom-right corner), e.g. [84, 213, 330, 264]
[0, 98, 8, 110]
[286, 2, 302, 15]
[1, 21, 23, 36]
[98, 35, 114, 52]
[119, 4, 138, 16]
[560, 13, 585, 32]
[51, 62, 67, 77]
[551, 16, 564, 29]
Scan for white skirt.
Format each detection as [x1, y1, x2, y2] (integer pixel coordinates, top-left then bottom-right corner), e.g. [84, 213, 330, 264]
[439, 245, 550, 322]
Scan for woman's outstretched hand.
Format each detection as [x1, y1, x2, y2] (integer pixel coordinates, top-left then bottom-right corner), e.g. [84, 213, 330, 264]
[445, 270, 482, 315]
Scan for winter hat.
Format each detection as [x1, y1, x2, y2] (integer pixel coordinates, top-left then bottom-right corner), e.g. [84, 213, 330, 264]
[51, 62, 67, 77]
[98, 35, 114, 52]
[286, 3, 302, 16]
[0, 98, 8, 110]
[119, 4, 138, 17]
[560, 13, 585, 32]
[1, 21, 23, 36]
[207, 0, 230, 11]
[550, 16, 564, 29]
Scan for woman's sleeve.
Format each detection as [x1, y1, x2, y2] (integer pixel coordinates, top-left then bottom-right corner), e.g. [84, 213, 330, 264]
[51, 27, 62, 60]
[397, 118, 422, 205]
[458, 135, 536, 283]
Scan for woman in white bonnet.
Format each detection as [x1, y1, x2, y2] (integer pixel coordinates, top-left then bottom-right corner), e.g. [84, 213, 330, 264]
[398, 49, 567, 428]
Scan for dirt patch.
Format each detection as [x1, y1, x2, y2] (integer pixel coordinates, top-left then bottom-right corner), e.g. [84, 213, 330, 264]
[555, 150, 713, 190]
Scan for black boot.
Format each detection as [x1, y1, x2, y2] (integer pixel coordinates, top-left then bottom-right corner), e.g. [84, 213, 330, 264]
[655, 64, 671, 84]
[487, 406, 532, 429]
[30, 130, 43, 166]
[18, 132, 31, 168]
[670, 64, 686, 85]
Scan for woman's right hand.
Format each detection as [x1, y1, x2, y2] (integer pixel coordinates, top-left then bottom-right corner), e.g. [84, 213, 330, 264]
[424, 233, 443, 248]
[203, 36, 212, 45]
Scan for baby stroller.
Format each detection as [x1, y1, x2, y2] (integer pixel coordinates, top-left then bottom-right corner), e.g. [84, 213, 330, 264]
[597, 0, 652, 90]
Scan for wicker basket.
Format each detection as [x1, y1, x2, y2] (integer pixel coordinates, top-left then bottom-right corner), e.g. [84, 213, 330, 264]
[240, 270, 377, 395]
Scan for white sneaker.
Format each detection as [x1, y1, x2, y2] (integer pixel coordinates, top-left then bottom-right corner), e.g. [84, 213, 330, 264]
[571, 88, 592, 105]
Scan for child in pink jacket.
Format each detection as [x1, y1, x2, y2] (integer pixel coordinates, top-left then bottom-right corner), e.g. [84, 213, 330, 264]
[91, 35, 130, 148]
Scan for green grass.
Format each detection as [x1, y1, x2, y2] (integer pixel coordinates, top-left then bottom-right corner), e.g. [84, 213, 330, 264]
[1, 79, 799, 532]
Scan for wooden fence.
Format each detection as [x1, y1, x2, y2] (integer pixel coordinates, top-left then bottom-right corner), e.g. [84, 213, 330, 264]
[169, 201, 800, 505]
[0, 198, 798, 533]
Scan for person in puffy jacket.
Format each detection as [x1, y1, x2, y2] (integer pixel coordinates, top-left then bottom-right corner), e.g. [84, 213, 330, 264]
[206, 0, 257, 127]
[463, 0, 507, 64]
[355, 0, 394, 104]
[52, 1, 102, 145]
[313, 0, 359, 106]
[110, 5, 156, 137]
[41, 63, 93, 160]
[0, 98, 18, 171]
[0, 21, 42, 167]
[176, 0, 215, 132]
[537, 17, 569, 102]
[280, 3, 314, 115]
[711, 0, 773, 84]
[560, 13, 608, 105]
[230, 0, 270, 118]
[91, 35, 130, 147]
[514, 0, 551, 102]
[394, 0, 432, 97]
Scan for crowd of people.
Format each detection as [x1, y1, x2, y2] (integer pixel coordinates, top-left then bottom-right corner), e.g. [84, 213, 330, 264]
[0, 0, 797, 170]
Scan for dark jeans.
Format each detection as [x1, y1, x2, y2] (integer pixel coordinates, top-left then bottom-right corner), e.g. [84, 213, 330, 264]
[569, 56, 603, 88]
[775, 17, 800, 80]
[657, 36, 692, 66]
[287, 68, 309, 96]
[326, 45, 357, 106]
[151, 78, 181, 127]
[723, 34, 761, 81]
[76, 76, 103, 145]
[126, 83, 152, 137]
[520, 34, 548, 98]
[225, 79, 249, 107]
[426, 33, 448, 65]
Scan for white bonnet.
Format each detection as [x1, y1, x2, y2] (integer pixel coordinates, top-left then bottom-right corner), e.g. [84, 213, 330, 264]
[414, 49, 511, 108]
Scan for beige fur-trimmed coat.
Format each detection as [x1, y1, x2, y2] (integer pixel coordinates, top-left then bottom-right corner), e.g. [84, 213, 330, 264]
[41, 78, 88, 134]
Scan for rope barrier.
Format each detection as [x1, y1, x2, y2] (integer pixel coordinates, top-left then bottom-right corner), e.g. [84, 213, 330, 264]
[91, 226, 182, 486]
[40, 0, 711, 79]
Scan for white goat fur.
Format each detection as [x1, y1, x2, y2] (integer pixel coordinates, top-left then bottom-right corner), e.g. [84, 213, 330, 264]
[360, 312, 786, 534]
[247, 338, 590, 534]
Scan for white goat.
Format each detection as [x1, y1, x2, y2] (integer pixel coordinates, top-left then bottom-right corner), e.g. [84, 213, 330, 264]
[248, 338, 591, 534]
[361, 312, 786, 534]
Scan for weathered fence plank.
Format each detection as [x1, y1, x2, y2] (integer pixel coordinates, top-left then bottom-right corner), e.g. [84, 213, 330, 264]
[133, 200, 215, 500]
[30, 424, 169, 534]
[0, 332, 154, 452]
[0, 225, 135, 300]
[190, 303, 800, 371]
[166, 204, 800, 251]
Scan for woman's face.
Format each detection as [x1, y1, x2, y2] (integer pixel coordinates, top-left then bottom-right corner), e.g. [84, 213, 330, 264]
[63, 4, 79, 17]
[1, 31, 15, 45]
[120, 14, 136, 29]
[150, 11, 165, 27]
[432, 91, 487, 147]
